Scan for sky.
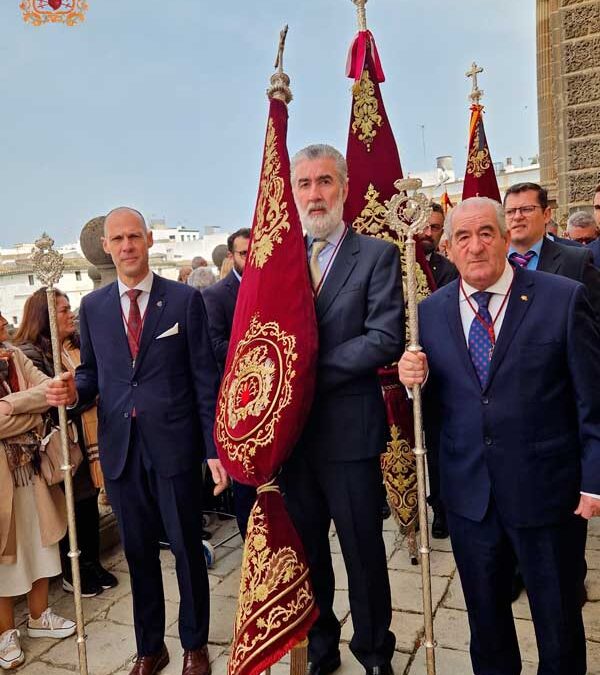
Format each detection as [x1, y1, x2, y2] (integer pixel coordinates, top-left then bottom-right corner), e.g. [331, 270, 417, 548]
[0, 0, 538, 246]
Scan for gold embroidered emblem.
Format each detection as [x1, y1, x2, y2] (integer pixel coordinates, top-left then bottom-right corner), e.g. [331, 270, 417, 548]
[351, 69, 383, 152]
[228, 504, 315, 675]
[380, 424, 417, 528]
[248, 118, 291, 269]
[20, 0, 88, 26]
[466, 123, 492, 178]
[215, 314, 297, 478]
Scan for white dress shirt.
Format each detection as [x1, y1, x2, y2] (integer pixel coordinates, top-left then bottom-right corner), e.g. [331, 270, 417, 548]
[117, 271, 154, 332]
[458, 260, 514, 345]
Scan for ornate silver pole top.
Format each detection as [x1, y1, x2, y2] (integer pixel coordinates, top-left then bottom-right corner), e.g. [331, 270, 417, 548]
[32, 233, 65, 287]
[268, 25, 292, 104]
[466, 61, 484, 105]
[386, 178, 432, 239]
[352, 0, 368, 31]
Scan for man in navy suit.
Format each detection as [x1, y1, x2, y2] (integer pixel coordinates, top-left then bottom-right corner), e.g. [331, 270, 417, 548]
[201, 227, 256, 538]
[399, 197, 600, 675]
[47, 207, 227, 675]
[281, 145, 404, 675]
[587, 184, 600, 267]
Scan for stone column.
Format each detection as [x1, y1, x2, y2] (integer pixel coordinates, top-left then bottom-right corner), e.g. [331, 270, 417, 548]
[539, 0, 600, 223]
[80, 216, 116, 288]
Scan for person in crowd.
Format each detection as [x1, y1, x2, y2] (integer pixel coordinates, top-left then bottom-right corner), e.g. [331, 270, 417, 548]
[399, 196, 600, 675]
[202, 228, 254, 538]
[566, 211, 599, 246]
[187, 268, 217, 293]
[191, 256, 208, 270]
[545, 218, 582, 247]
[218, 256, 234, 280]
[586, 184, 600, 268]
[0, 310, 76, 670]
[420, 202, 459, 289]
[46, 207, 226, 675]
[14, 288, 117, 598]
[281, 144, 404, 675]
[177, 267, 192, 284]
[504, 182, 600, 322]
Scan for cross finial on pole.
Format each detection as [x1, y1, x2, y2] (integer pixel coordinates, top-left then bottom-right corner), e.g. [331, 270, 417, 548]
[274, 24, 289, 72]
[466, 61, 484, 104]
[352, 0, 368, 31]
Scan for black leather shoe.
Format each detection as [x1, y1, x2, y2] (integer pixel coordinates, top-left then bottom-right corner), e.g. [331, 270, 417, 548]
[365, 665, 394, 675]
[306, 651, 341, 674]
[431, 508, 448, 539]
[511, 570, 524, 602]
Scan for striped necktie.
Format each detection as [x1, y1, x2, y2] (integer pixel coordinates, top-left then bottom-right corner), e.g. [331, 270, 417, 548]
[509, 250, 535, 268]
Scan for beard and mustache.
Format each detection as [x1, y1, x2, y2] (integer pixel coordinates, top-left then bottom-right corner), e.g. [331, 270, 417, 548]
[298, 191, 345, 240]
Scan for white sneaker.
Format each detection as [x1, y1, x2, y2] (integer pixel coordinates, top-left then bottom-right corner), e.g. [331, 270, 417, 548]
[0, 629, 25, 670]
[27, 608, 76, 639]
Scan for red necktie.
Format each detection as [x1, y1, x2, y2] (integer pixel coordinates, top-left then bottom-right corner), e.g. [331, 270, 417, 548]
[126, 289, 143, 360]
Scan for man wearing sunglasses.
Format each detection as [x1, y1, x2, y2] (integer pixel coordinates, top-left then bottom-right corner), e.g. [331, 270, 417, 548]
[504, 182, 600, 324]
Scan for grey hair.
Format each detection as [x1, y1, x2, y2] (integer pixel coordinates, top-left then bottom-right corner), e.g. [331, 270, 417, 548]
[103, 207, 147, 236]
[290, 144, 348, 186]
[444, 197, 507, 241]
[187, 267, 217, 291]
[567, 210, 597, 231]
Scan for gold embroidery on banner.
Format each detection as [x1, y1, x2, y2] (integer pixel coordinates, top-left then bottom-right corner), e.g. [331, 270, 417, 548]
[215, 314, 297, 478]
[466, 122, 491, 178]
[249, 118, 291, 269]
[351, 70, 383, 152]
[228, 505, 315, 675]
[381, 424, 418, 529]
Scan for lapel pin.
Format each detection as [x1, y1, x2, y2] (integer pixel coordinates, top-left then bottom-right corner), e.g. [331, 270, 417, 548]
[156, 300, 163, 307]
[520, 295, 528, 301]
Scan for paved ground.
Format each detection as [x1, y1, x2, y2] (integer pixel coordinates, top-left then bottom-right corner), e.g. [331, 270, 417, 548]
[12, 512, 600, 674]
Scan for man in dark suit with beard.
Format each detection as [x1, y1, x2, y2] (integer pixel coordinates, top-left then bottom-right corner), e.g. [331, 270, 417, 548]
[201, 227, 256, 538]
[281, 144, 404, 675]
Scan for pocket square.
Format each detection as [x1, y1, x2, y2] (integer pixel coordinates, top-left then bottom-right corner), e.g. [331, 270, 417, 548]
[156, 322, 179, 339]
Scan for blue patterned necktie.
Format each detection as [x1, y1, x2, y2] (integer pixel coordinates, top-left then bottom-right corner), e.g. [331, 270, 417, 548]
[468, 291, 494, 388]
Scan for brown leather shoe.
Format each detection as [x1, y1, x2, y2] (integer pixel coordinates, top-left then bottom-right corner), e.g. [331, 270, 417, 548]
[182, 645, 211, 675]
[129, 643, 169, 675]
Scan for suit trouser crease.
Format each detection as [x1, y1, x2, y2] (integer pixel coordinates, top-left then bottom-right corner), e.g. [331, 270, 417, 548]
[104, 423, 209, 655]
[447, 498, 587, 675]
[282, 453, 395, 669]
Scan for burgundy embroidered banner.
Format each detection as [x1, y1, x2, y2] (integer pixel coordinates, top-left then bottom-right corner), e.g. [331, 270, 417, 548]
[344, 31, 435, 535]
[462, 104, 501, 202]
[214, 94, 319, 675]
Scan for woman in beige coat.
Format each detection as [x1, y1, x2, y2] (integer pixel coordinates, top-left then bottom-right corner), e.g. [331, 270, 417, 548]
[0, 312, 75, 670]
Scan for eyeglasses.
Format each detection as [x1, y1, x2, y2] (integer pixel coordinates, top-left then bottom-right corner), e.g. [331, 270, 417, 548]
[233, 250, 248, 258]
[505, 205, 543, 219]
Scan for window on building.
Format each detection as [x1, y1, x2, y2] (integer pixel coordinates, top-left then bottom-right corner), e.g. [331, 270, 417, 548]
[75, 271, 82, 281]
[169, 235, 175, 240]
[28, 275, 34, 285]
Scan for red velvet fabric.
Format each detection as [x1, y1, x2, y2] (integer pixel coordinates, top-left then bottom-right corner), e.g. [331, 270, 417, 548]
[462, 104, 501, 202]
[346, 30, 385, 83]
[214, 97, 319, 675]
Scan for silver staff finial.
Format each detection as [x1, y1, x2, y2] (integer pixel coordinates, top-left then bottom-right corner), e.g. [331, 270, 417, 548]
[387, 178, 433, 240]
[352, 0, 368, 31]
[32, 232, 65, 287]
[268, 25, 293, 104]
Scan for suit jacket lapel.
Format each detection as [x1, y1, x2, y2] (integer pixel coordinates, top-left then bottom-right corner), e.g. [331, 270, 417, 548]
[315, 227, 359, 320]
[133, 275, 167, 374]
[103, 282, 132, 364]
[484, 267, 535, 391]
[537, 237, 561, 275]
[444, 282, 481, 386]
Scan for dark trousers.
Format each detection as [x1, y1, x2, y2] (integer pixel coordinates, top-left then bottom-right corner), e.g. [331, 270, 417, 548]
[281, 452, 395, 670]
[59, 492, 100, 571]
[232, 481, 256, 539]
[447, 499, 587, 675]
[104, 424, 209, 656]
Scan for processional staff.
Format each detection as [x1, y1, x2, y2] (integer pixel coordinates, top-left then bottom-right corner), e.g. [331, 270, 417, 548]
[387, 180, 437, 675]
[32, 234, 89, 675]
